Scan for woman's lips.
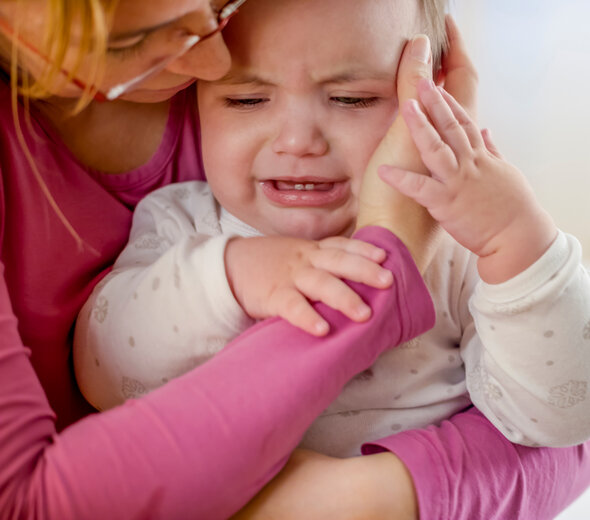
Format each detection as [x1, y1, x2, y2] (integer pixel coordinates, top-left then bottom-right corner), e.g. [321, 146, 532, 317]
[260, 179, 349, 207]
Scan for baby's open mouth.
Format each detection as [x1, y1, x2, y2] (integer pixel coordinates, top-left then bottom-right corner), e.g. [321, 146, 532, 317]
[259, 178, 349, 207]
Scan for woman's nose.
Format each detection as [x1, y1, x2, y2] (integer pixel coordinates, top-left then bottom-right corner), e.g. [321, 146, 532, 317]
[272, 115, 329, 158]
[167, 10, 232, 81]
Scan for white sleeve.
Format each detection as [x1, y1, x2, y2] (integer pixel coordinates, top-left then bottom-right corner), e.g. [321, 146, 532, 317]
[460, 230, 590, 447]
[73, 182, 254, 411]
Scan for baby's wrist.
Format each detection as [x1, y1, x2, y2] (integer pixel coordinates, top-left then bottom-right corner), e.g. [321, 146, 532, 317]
[477, 210, 557, 284]
[224, 236, 250, 310]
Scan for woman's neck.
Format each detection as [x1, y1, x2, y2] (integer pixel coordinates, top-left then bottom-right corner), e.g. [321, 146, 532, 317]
[35, 97, 172, 174]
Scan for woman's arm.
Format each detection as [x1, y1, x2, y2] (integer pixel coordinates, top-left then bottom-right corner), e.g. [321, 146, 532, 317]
[364, 407, 590, 520]
[1, 224, 433, 519]
[234, 412, 590, 520]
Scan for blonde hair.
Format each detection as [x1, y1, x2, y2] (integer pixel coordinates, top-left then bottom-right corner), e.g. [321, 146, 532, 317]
[5, 0, 117, 247]
[10, 0, 118, 109]
[420, 0, 448, 70]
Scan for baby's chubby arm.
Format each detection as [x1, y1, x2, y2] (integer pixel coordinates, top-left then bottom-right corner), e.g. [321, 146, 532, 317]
[224, 235, 393, 337]
[379, 78, 557, 283]
[381, 83, 590, 445]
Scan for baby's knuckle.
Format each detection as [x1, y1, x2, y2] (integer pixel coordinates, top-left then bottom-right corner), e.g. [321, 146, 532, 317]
[428, 137, 446, 156]
[280, 292, 304, 315]
[442, 118, 460, 134]
[409, 173, 428, 192]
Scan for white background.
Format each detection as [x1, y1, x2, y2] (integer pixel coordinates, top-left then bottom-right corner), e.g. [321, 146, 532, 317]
[452, 2, 590, 517]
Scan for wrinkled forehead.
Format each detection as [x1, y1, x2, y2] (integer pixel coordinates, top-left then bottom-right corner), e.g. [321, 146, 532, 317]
[222, 0, 422, 74]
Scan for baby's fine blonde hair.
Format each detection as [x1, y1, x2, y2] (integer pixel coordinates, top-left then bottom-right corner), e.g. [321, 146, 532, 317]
[4, 0, 117, 248]
[420, 0, 448, 70]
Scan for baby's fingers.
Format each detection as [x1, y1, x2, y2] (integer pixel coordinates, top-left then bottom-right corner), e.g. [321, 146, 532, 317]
[295, 269, 372, 324]
[318, 236, 387, 263]
[311, 247, 393, 289]
[274, 289, 330, 337]
[416, 79, 474, 161]
[437, 87, 484, 149]
[378, 165, 447, 210]
[481, 128, 503, 158]
[400, 97, 459, 178]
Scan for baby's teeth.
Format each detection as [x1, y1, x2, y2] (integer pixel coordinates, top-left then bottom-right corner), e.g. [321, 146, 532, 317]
[293, 182, 315, 191]
[293, 183, 316, 191]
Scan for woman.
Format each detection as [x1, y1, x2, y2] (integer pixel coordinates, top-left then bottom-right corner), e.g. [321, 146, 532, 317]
[0, 1, 588, 518]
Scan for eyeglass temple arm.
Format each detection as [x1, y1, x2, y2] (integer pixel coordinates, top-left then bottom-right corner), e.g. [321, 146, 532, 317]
[221, 0, 249, 18]
[105, 34, 201, 100]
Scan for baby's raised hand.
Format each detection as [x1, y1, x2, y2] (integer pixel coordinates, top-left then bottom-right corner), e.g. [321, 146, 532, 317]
[379, 78, 557, 283]
[224, 236, 393, 336]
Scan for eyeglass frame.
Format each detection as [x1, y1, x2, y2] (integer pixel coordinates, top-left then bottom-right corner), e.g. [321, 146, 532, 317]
[0, 0, 248, 102]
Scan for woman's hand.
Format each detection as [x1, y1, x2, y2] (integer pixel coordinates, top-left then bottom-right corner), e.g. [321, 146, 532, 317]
[231, 449, 418, 520]
[439, 16, 478, 119]
[356, 17, 478, 273]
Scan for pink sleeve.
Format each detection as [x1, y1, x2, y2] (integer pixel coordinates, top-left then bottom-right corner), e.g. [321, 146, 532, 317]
[0, 226, 435, 519]
[363, 407, 590, 519]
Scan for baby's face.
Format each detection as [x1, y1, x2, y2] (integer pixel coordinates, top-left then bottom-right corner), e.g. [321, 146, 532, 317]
[198, 0, 420, 239]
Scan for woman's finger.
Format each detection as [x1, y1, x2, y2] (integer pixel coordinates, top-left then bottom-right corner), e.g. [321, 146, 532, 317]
[396, 34, 433, 108]
[441, 16, 478, 119]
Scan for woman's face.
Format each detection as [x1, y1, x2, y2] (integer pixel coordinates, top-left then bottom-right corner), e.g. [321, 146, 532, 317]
[0, 0, 239, 103]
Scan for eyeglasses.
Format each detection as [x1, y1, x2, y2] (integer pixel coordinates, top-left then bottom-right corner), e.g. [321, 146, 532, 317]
[0, 0, 248, 102]
[105, 0, 248, 101]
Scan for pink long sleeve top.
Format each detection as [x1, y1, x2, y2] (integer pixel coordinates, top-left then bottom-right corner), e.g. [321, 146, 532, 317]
[1, 80, 589, 519]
